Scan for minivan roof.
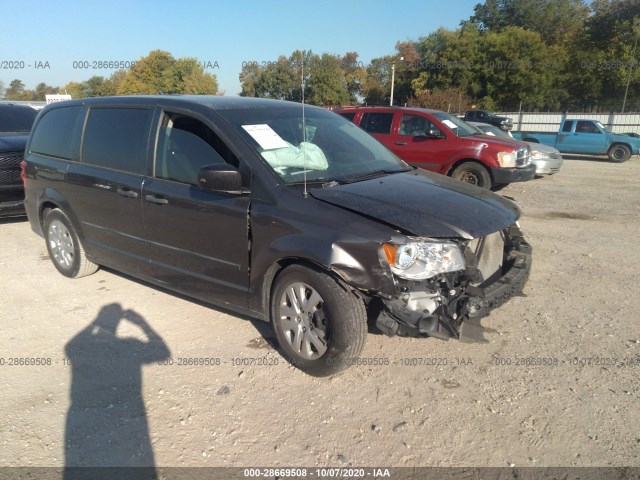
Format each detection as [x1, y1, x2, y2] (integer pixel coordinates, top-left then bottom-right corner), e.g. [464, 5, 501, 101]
[41, 95, 307, 111]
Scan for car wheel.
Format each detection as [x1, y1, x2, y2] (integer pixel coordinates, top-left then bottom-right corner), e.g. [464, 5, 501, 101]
[271, 265, 367, 376]
[607, 144, 631, 163]
[44, 209, 98, 278]
[451, 162, 492, 189]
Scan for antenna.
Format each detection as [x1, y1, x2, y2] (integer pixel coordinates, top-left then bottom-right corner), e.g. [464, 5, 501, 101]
[301, 51, 308, 198]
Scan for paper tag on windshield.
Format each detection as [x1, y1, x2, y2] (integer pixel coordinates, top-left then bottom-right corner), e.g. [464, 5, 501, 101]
[242, 124, 289, 150]
[442, 119, 457, 129]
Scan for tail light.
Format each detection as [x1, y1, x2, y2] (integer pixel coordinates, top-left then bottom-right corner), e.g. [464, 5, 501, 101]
[20, 159, 26, 186]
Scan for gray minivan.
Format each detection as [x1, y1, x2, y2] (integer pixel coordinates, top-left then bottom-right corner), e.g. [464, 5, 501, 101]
[24, 95, 532, 376]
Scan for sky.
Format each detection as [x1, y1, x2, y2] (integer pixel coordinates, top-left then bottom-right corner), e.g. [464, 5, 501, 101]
[0, 0, 481, 96]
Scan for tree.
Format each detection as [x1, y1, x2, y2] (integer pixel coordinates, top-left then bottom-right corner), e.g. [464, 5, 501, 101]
[118, 50, 218, 95]
[34, 82, 58, 101]
[5, 79, 26, 100]
[362, 56, 394, 105]
[306, 53, 352, 106]
[240, 50, 362, 106]
[468, 0, 589, 45]
[0, 80, 5, 99]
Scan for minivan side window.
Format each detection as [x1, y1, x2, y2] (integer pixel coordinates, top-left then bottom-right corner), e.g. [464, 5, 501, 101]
[360, 112, 393, 134]
[155, 112, 239, 185]
[30, 106, 84, 160]
[82, 107, 152, 174]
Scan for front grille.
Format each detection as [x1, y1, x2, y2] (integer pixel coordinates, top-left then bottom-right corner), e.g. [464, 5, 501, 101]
[0, 152, 23, 185]
[467, 231, 505, 284]
[0, 152, 23, 168]
[516, 146, 531, 167]
[549, 152, 560, 159]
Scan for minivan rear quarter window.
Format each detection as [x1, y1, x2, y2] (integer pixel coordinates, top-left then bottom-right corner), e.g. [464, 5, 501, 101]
[82, 108, 152, 174]
[30, 106, 84, 160]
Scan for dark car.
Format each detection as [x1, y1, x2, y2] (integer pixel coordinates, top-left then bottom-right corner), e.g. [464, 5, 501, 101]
[24, 96, 532, 376]
[463, 110, 513, 132]
[0, 103, 38, 217]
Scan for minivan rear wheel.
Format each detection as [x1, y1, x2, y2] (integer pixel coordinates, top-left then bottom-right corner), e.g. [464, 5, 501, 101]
[451, 162, 492, 188]
[271, 265, 367, 376]
[44, 209, 98, 278]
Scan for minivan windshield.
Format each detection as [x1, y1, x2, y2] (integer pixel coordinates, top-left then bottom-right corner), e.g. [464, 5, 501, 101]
[218, 106, 411, 185]
[432, 112, 479, 138]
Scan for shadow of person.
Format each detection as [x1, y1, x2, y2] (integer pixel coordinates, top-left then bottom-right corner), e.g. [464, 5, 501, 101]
[64, 303, 170, 480]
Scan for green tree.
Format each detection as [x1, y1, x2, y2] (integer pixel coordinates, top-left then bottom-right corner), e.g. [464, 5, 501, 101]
[362, 56, 394, 105]
[306, 53, 352, 106]
[0, 80, 5, 99]
[118, 50, 218, 95]
[5, 79, 26, 100]
[468, 0, 589, 45]
[34, 82, 58, 101]
[102, 70, 127, 96]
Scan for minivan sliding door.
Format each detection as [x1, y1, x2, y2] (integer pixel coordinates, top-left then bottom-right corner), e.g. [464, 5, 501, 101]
[67, 106, 153, 271]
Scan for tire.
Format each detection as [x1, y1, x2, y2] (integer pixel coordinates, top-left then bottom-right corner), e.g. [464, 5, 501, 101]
[44, 209, 99, 278]
[607, 144, 631, 163]
[271, 265, 367, 376]
[451, 162, 492, 189]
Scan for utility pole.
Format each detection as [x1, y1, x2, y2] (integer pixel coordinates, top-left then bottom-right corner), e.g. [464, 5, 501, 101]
[621, 21, 640, 113]
[390, 56, 404, 106]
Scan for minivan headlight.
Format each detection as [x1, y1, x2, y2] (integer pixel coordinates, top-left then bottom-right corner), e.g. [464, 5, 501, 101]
[497, 151, 517, 168]
[382, 240, 465, 280]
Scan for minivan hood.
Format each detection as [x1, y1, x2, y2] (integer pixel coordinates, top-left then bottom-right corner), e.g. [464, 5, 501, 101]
[309, 169, 520, 239]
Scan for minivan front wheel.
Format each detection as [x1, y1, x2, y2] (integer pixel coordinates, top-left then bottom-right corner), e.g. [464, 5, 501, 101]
[44, 209, 98, 278]
[271, 265, 367, 376]
[451, 162, 492, 188]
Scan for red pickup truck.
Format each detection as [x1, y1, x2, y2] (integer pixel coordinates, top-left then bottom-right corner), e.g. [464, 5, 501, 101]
[336, 106, 535, 189]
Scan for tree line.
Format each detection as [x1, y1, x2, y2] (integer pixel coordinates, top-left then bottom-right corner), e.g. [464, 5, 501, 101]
[2, 0, 639, 112]
[0, 50, 219, 101]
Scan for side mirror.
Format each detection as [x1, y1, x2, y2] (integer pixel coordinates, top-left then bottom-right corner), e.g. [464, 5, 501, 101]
[197, 164, 243, 194]
[426, 127, 444, 138]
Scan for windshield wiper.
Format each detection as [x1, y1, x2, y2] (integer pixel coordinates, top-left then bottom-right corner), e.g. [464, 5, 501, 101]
[342, 168, 413, 183]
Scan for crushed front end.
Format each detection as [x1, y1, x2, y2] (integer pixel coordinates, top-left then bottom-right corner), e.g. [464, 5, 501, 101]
[375, 223, 531, 340]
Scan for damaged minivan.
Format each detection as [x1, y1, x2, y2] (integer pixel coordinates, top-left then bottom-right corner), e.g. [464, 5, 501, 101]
[24, 96, 532, 376]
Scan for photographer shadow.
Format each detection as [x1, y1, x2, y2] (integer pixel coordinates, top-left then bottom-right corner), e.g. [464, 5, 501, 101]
[64, 303, 170, 480]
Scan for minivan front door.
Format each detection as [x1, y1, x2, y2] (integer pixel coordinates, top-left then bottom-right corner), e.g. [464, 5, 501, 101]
[142, 111, 250, 310]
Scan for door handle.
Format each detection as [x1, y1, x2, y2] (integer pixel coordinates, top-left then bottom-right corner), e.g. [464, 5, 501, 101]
[395, 141, 407, 145]
[144, 194, 169, 205]
[117, 188, 138, 198]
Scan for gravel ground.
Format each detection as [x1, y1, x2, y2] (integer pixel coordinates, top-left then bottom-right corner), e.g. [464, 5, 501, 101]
[1, 155, 639, 473]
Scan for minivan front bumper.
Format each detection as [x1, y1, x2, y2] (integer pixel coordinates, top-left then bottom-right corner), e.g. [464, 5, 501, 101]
[375, 224, 532, 339]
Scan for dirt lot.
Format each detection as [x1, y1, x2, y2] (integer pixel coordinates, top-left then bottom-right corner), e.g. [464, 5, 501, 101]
[1, 156, 639, 473]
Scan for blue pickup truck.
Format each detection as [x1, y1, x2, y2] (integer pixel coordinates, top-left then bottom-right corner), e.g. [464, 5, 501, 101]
[513, 119, 639, 163]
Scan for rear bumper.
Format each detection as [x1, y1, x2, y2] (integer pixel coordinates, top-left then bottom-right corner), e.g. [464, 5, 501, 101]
[491, 163, 536, 184]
